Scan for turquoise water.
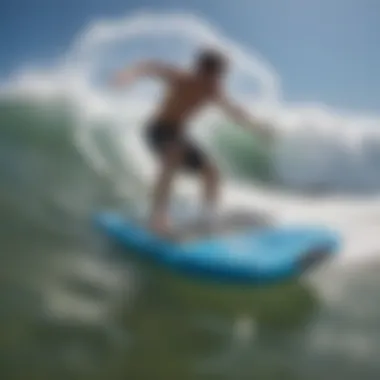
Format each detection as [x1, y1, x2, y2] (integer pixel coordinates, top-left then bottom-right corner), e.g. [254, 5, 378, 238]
[1, 98, 380, 380]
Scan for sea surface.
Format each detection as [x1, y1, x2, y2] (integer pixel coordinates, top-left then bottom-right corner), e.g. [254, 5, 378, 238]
[1, 12, 380, 380]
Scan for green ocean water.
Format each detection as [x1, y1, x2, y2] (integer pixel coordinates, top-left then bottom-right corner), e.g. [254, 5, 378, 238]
[1, 98, 380, 380]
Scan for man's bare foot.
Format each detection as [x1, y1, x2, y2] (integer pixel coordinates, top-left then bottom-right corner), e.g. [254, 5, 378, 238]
[148, 217, 178, 240]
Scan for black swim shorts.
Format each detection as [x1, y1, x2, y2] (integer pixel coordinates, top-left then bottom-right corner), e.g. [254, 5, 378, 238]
[145, 120, 207, 172]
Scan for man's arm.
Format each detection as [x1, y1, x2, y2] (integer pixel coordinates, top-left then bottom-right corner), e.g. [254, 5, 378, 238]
[110, 60, 181, 87]
[215, 92, 273, 139]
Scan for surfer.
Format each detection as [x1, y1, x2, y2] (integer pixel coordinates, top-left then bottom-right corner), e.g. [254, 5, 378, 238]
[111, 48, 273, 236]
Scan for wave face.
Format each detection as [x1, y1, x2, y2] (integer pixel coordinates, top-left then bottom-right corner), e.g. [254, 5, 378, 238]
[1, 11, 380, 266]
[2, 12, 380, 196]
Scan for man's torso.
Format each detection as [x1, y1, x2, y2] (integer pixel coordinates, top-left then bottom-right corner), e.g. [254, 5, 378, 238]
[153, 73, 218, 129]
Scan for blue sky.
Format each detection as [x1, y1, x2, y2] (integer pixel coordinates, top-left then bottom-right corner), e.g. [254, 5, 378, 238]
[1, 0, 379, 112]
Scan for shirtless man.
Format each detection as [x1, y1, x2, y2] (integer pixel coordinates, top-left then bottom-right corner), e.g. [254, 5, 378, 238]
[112, 48, 272, 236]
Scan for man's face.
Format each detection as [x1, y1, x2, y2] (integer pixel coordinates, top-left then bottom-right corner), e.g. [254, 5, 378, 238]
[193, 50, 228, 88]
[198, 65, 227, 84]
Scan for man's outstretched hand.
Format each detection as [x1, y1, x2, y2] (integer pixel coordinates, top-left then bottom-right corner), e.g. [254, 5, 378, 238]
[254, 119, 275, 143]
[109, 71, 132, 88]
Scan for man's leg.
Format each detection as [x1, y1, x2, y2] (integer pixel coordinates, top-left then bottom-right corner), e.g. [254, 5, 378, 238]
[149, 145, 182, 235]
[200, 161, 220, 227]
[182, 142, 220, 228]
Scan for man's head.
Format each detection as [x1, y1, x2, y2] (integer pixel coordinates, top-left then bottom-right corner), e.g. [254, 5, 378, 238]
[194, 48, 228, 80]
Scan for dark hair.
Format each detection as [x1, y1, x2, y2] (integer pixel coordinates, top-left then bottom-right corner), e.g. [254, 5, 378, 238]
[196, 49, 227, 74]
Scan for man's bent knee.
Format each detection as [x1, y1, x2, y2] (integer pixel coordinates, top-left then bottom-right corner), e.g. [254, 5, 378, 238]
[202, 163, 219, 185]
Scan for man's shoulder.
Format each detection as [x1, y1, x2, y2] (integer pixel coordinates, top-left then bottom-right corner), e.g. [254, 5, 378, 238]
[176, 70, 193, 81]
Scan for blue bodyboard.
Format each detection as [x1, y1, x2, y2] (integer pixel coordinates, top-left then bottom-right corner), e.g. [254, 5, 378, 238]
[94, 212, 340, 285]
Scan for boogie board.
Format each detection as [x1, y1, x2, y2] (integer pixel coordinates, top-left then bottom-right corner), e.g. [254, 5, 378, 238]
[93, 210, 340, 285]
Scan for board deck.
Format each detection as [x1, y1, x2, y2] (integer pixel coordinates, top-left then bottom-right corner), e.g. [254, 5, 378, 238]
[94, 209, 340, 284]
[171, 209, 273, 241]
